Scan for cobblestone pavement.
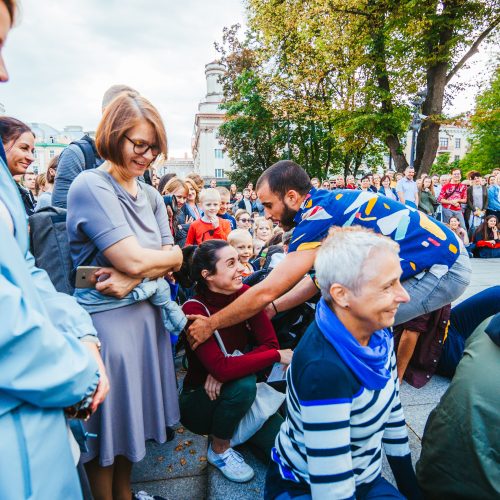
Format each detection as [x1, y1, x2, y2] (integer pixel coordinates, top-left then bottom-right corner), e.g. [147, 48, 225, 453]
[131, 259, 498, 499]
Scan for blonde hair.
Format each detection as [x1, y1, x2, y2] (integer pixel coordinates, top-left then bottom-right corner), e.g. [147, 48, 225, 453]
[228, 228, 253, 246]
[253, 216, 273, 233]
[199, 188, 221, 204]
[185, 177, 201, 203]
[163, 177, 189, 196]
[186, 172, 204, 190]
[235, 209, 251, 221]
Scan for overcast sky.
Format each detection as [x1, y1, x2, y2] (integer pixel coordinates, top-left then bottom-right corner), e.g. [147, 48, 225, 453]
[2, 0, 247, 157]
[1, 1, 494, 158]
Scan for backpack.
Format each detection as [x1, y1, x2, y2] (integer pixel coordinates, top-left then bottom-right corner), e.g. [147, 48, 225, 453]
[29, 170, 158, 295]
[69, 134, 103, 171]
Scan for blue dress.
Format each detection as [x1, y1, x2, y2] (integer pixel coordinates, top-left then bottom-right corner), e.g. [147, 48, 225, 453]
[0, 156, 99, 499]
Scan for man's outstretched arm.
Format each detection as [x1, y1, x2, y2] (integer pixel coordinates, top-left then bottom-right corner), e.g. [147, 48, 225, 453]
[186, 248, 317, 349]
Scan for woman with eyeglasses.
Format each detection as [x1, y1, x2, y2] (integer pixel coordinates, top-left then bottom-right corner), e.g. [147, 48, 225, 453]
[67, 92, 183, 500]
[235, 209, 253, 232]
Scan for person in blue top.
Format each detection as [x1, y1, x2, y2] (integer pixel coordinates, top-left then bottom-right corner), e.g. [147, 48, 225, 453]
[0, 2, 108, 499]
[187, 160, 471, 349]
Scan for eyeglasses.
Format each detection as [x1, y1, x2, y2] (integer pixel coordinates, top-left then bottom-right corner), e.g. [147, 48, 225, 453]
[124, 135, 160, 157]
[239, 218, 252, 223]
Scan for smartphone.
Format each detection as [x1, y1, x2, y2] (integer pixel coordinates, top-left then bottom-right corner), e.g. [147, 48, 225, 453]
[75, 266, 101, 289]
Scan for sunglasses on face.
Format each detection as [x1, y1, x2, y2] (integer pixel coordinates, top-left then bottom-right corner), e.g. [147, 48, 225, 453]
[239, 218, 252, 223]
[124, 135, 161, 157]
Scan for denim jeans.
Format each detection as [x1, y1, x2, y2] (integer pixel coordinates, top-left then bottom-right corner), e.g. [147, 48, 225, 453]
[270, 474, 404, 500]
[395, 240, 472, 326]
[442, 207, 466, 228]
[437, 285, 500, 377]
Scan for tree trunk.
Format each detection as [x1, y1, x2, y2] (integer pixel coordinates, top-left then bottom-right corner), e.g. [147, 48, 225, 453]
[386, 134, 409, 172]
[414, 61, 448, 176]
[414, 0, 460, 176]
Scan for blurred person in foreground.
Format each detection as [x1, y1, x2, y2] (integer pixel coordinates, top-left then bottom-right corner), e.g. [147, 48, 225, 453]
[0, 2, 108, 499]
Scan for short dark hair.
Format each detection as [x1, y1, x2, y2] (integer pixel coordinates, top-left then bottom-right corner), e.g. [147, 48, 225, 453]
[361, 175, 370, 182]
[256, 160, 311, 199]
[0, 116, 34, 147]
[190, 240, 229, 293]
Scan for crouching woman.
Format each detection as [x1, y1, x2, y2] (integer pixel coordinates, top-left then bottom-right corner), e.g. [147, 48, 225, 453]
[265, 227, 421, 500]
[181, 240, 292, 483]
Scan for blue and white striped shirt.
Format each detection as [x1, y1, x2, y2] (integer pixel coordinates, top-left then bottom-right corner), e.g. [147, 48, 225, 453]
[272, 321, 410, 499]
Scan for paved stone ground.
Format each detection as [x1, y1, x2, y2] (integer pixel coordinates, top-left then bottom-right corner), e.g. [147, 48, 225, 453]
[131, 259, 498, 499]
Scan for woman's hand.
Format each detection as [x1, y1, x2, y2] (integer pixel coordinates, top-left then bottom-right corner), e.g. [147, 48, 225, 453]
[83, 342, 110, 413]
[95, 267, 142, 299]
[205, 374, 223, 401]
[278, 349, 293, 365]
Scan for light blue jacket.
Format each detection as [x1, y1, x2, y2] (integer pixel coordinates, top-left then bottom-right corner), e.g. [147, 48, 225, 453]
[74, 278, 187, 342]
[0, 156, 99, 500]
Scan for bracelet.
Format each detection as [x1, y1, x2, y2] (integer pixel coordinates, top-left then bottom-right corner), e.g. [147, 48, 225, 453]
[271, 301, 279, 315]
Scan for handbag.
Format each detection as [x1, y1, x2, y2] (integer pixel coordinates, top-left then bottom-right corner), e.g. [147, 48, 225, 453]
[185, 299, 285, 446]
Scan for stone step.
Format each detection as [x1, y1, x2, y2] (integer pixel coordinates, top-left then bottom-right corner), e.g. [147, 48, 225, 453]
[207, 445, 267, 500]
[131, 425, 209, 499]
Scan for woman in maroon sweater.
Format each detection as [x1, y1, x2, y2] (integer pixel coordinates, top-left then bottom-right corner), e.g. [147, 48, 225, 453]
[180, 240, 292, 483]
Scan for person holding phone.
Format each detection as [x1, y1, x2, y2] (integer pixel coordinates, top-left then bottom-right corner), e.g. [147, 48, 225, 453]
[67, 92, 183, 500]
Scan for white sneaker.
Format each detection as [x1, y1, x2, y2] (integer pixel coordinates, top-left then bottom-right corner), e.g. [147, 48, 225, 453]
[207, 444, 255, 483]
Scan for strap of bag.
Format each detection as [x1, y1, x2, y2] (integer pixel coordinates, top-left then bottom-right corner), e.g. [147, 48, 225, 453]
[74, 135, 102, 171]
[184, 299, 229, 357]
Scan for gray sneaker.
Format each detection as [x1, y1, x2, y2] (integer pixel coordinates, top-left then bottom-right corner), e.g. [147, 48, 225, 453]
[207, 444, 255, 483]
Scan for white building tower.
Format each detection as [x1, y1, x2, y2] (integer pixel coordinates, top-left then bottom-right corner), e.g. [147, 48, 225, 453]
[192, 61, 233, 182]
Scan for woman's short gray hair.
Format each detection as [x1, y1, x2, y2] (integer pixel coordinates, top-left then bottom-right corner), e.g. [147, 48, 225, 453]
[315, 226, 400, 300]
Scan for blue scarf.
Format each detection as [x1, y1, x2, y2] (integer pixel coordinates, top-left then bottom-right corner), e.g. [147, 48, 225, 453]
[315, 298, 391, 390]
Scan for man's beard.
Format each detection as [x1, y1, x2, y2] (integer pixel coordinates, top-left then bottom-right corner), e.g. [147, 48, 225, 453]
[280, 202, 298, 231]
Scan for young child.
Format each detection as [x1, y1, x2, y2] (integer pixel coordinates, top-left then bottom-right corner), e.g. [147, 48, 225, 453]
[253, 216, 273, 244]
[216, 186, 237, 229]
[185, 188, 231, 245]
[228, 229, 255, 277]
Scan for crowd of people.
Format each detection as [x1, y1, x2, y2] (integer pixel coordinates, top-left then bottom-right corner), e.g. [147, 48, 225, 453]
[1, 1, 499, 500]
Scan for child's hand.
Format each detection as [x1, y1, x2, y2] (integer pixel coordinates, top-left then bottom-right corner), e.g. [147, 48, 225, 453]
[211, 216, 219, 228]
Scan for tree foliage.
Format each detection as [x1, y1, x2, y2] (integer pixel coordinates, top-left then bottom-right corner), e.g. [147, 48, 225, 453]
[458, 65, 500, 174]
[245, 0, 499, 175]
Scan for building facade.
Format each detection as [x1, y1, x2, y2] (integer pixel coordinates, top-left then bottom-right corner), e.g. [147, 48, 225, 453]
[156, 156, 195, 179]
[28, 123, 96, 173]
[403, 124, 471, 165]
[192, 61, 233, 182]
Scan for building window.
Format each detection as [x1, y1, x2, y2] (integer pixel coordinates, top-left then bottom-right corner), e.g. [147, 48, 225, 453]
[214, 149, 224, 159]
[439, 138, 448, 148]
[49, 149, 55, 158]
[455, 138, 461, 149]
[215, 169, 225, 178]
[454, 155, 460, 162]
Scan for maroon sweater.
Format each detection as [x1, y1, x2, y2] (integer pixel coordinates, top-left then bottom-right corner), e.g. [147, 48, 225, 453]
[182, 285, 280, 388]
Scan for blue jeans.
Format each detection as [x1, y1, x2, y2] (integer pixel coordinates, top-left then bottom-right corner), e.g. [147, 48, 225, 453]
[395, 241, 472, 325]
[272, 475, 404, 500]
[437, 286, 500, 377]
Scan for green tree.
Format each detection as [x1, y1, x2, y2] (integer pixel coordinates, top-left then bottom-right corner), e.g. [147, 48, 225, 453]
[430, 152, 452, 175]
[459, 65, 500, 174]
[247, 0, 500, 175]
